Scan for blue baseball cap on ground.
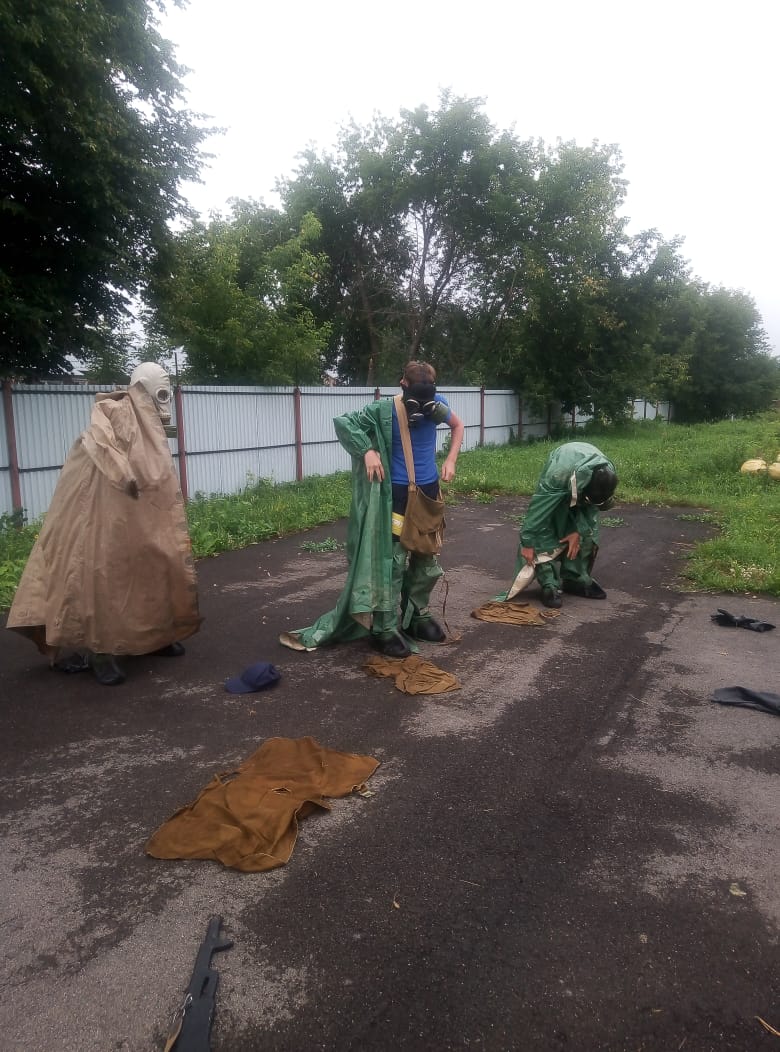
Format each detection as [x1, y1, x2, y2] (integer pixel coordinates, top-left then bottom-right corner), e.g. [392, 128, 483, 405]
[224, 662, 281, 694]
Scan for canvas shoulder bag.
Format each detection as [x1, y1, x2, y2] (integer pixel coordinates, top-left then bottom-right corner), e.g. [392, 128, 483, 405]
[393, 394, 446, 556]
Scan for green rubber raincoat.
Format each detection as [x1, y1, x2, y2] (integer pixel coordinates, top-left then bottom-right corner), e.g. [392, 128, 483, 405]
[502, 441, 616, 598]
[281, 400, 397, 650]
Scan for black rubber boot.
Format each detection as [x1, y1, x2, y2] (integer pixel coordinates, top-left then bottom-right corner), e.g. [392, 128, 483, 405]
[562, 579, 607, 599]
[54, 652, 91, 674]
[408, 617, 446, 643]
[371, 631, 412, 659]
[150, 642, 186, 657]
[89, 653, 126, 686]
[541, 588, 563, 609]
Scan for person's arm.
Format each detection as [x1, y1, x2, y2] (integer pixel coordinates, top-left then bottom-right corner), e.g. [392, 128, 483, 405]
[80, 396, 140, 497]
[440, 411, 464, 482]
[363, 449, 384, 482]
[558, 530, 581, 559]
[333, 406, 385, 481]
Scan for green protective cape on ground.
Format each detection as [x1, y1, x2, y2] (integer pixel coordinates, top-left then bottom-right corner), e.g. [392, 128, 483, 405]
[287, 399, 397, 648]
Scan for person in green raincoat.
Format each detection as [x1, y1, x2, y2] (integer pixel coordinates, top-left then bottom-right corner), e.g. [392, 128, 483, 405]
[502, 441, 618, 609]
[280, 361, 464, 657]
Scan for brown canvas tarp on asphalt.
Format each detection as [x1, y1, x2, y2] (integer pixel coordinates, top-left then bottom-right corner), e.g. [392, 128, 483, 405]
[145, 737, 380, 872]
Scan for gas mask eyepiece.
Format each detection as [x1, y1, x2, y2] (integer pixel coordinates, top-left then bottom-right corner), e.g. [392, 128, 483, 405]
[402, 382, 437, 427]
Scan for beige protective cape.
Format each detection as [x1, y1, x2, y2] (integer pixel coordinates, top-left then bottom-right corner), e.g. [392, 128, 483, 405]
[145, 737, 379, 872]
[7, 385, 201, 658]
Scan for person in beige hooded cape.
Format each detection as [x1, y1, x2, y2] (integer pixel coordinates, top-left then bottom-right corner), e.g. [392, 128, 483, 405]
[6, 363, 201, 684]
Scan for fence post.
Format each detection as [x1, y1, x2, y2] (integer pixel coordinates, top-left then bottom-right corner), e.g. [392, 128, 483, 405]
[518, 397, 523, 442]
[174, 384, 189, 502]
[374, 387, 381, 401]
[294, 387, 304, 482]
[2, 380, 23, 515]
[479, 386, 485, 446]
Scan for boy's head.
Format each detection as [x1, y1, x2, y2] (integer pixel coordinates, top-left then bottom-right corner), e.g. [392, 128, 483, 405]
[402, 360, 436, 387]
[400, 361, 438, 427]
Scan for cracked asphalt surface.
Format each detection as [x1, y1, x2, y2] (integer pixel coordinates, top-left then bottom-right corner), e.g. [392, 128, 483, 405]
[1, 496, 778, 1051]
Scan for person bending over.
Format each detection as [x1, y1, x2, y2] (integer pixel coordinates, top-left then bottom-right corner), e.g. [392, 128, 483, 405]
[504, 441, 618, 609]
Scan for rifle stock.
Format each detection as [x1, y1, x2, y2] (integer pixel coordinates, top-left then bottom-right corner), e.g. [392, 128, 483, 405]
[164, 916, 233, 1052]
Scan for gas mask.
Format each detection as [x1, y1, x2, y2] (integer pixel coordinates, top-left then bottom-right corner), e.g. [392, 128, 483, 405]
[583, 466, 618, 511]
[402, 382, 437, 427]
[130, 362, 172, 429]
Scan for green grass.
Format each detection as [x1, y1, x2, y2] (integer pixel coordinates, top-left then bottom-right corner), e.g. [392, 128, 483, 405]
[2, 415, 779, 610]
[0, 512, 36, 613]
[299, 536, 345, 553]
[185, 474, 351, 557]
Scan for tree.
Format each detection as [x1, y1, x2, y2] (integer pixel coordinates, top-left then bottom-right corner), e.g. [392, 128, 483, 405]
[480, 141, 636, 416]
[147, 202, 331, 383]
[282, 93, 521, 384]
[279, 132, 408, 384]
[571, 233, 693, 420]
[671, 287, 778, 421]
[0, 0, 207, 378]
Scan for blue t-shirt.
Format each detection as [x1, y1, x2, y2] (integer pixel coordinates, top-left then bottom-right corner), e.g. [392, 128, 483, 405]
[390, 394, 451, 485]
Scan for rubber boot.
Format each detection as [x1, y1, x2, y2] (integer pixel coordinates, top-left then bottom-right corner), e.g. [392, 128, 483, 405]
[407, 617, 446, 642]
[371, 544, 411, 655]
[90, 653, 126, 686]
[402, 553, 445, 639]
[541, 588, 563, 609]
[371, 631, 412, 658]
[534, 558, 562, 607]
[562, 579, 607, 599]
[150, 642, 186, 657]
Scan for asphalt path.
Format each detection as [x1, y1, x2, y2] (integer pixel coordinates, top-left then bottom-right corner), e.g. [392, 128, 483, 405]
[1, 497, 778, 1051]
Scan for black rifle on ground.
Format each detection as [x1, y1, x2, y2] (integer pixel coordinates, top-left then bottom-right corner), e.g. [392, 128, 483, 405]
[164, 916, 233, 1052]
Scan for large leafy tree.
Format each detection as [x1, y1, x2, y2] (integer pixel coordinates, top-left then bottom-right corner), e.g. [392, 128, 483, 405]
[482, 142, 638, 416]
[147, 202, 331, 383]
[282, 93, 523, 384]
[386, 98, 519, 361]
[280, 128, 409, 385]
[0, 0, 207, 379]
[670, 287, 778, 421]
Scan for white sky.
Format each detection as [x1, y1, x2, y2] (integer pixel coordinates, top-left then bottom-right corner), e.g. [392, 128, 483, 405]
[160, 0, 779, 355]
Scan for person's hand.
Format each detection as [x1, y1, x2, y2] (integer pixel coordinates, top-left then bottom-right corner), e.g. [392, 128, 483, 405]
[440, 457, 457, 482]
[521, 546, 535, 566]
[560, 531, 580, 559]
[364, 450, 384, 482]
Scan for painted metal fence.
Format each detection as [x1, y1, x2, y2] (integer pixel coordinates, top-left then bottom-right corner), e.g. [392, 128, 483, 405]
[0, 381, 670, 523]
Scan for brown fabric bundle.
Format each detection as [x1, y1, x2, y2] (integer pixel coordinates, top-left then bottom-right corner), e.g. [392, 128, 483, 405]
[363, 654, 461, 694]
[471, 600, 560, 627]
[145, 737, 379, 873]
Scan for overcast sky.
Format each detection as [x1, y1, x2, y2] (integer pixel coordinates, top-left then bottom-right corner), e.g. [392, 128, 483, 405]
[160, 0, 779, 355]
